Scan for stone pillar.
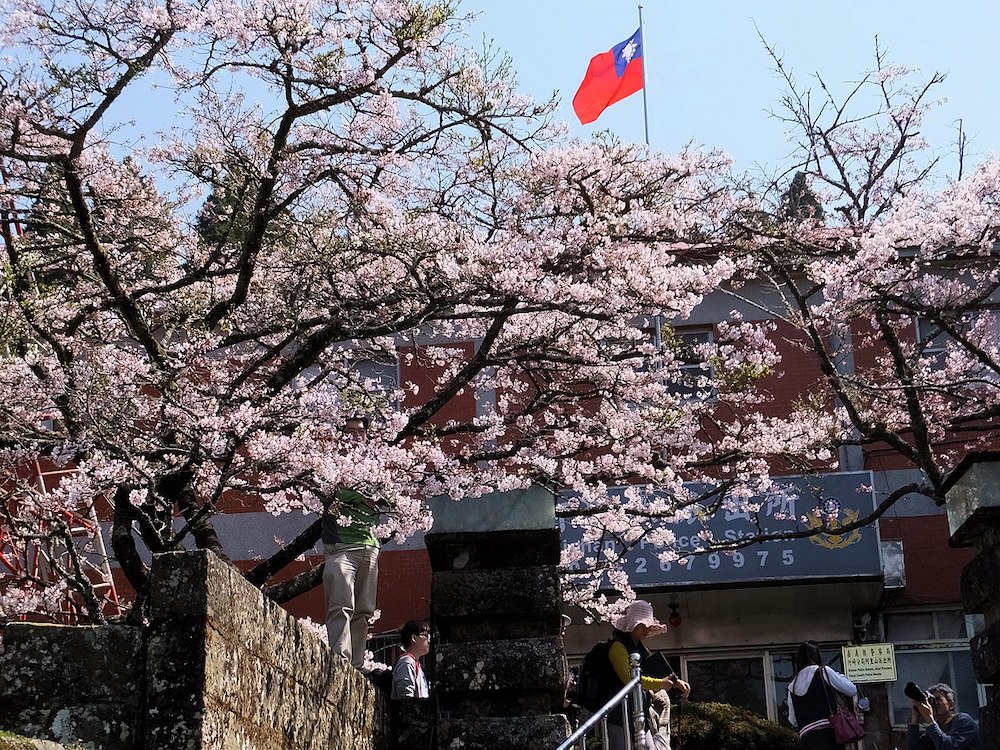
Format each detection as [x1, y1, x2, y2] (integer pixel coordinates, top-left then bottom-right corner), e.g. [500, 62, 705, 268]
[425, 486, 570, 750]
[944, 454, 1000, 746]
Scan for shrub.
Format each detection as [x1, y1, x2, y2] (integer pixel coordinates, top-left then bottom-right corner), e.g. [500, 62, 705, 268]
[672, 701, 800, 750]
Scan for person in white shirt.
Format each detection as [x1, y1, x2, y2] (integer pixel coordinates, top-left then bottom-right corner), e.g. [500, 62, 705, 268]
[391, 620, 430, 699]
[787, 640, 858, 749]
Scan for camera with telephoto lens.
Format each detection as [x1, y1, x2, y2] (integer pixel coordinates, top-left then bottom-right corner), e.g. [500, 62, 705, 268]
[904, 681, 940, 705]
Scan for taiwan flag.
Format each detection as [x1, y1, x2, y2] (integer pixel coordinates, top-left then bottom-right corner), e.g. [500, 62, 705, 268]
[572, 29, 644, 125]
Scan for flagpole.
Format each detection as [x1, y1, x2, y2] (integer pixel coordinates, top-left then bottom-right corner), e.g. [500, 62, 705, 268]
[639, 5, 660, 354]
[638, 4, 650, 147]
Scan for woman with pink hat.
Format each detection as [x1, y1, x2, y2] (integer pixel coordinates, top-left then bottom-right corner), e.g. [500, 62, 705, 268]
[604, 600, 691, 750]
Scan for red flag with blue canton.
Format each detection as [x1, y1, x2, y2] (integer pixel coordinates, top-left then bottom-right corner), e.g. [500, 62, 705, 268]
[572, 29, 644, 125]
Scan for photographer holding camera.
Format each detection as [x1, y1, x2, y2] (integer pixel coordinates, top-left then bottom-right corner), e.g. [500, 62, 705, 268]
[906, 683, 981, 750]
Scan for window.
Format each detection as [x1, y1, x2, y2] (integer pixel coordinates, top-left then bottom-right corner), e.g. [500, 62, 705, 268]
[671, 645, 850, 726]
[631, 322, 716, 401]
[338, 355, 401, 413]
[880, 540, 906, 589]
[913, 316, 947, 362]
[686, 654, 768, 718]
[350, 357, 399, 395]
[661, 326, 716, 401]
[912, 312, 1000, 377]
[297, 353, 399, 407]
[662, 622, 983, 730]
[885, 608, 985, 726]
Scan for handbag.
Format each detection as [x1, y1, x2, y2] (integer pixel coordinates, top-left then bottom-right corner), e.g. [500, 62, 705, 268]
[829, 706, 865, 744]
[820, 666, 865, 744]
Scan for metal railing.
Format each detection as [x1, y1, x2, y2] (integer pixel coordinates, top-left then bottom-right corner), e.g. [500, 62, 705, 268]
[556, 653, 646, 750]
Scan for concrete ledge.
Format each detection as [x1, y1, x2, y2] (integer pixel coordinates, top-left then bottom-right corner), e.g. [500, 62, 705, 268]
[0, 733, 68, 750]
[438, 614, 563, 644]
[1, 550, 387, 750]
[428, 487, 555, 533]
[145, 549, 387, 750]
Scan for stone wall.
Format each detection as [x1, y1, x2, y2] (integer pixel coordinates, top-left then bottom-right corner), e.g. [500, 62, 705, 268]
[0, 732, 69, 750]
[0, 623, 145, 749]
[0, 549, 387, 750]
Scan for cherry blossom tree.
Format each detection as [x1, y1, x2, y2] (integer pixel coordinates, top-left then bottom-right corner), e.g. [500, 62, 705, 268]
[554, 52, 999, 615]
[1, 0, 996, 626]
[0, 0, 804, 624]
[552, 50, 1000, 613]
[719, 45, 1000, 539]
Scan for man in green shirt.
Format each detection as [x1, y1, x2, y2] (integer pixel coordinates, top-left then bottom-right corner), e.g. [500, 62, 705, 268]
[321, 420, 381, 670]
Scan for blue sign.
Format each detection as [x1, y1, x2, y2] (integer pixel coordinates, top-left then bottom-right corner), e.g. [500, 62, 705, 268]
[560, 471, 882, 588]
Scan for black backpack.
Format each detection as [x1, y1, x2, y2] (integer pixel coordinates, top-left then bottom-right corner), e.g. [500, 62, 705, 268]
[574, 638, 617, 711]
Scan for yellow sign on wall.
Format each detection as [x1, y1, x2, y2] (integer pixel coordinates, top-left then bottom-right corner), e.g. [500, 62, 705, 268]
[842, 643, 897, 683]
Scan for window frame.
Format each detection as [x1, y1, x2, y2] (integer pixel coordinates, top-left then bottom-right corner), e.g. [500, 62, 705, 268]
[883, 607, 986, 727]
[659, 324, 717, 402]
[913, 315, 948, 360]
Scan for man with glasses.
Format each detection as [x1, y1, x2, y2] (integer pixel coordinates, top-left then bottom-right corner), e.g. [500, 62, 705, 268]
[391, 620, 431, 699]
[906, 683, 981, 749]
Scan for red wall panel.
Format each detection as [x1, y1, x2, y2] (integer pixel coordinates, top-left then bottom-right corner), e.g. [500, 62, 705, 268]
[879, 515, 975, 606]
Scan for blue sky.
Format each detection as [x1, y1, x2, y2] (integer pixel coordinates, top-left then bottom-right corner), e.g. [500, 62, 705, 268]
[463, 1, 999, 178]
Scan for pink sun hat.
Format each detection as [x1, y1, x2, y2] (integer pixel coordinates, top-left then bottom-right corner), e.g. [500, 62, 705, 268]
[613, 600, 666, 636]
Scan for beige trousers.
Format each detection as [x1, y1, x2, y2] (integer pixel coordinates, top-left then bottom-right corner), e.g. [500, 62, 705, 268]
[323, 543, 379, 669]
